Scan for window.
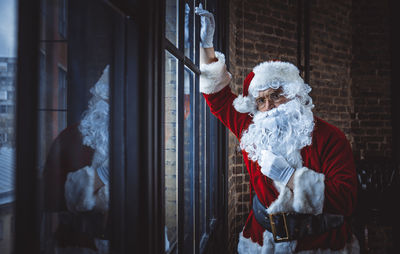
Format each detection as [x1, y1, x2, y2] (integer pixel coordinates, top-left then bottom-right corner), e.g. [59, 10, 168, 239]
[0, 91, 7, 100]
[163, 1, 226, 253]
[14, 0, 224, 253]
[0, 63, 6, 72]
[0, 105, 13, 114]
[0, 133, 8, 143]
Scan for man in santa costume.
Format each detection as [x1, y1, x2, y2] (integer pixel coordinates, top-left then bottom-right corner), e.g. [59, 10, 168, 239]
[195, 5, 359, 253]
[43, 66, 110, 254]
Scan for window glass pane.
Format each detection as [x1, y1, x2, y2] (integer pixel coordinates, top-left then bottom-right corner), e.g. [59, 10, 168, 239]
[184, 0, 194, 61]
[164, 50, 178, 252]
[39, 1, 112, 253]
[183, 67, 194, 253]
[209, 115, 217, 221]
[166, 0, 178, 47]
[0, 0, 17, 253]
[199, 94, 206, 238]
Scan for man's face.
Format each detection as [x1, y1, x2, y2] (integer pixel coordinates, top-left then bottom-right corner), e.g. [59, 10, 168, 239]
[255, 87, 290, 112]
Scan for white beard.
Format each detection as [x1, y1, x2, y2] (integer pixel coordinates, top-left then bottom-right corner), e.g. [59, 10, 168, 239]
[79, 95, 109, 167]
[240, 99, 314, 169]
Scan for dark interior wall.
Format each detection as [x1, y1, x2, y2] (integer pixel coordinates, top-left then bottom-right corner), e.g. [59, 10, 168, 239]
[309, 0, 353, 137]
[351, 0, 392, 160]
[227, 0, 392, 252]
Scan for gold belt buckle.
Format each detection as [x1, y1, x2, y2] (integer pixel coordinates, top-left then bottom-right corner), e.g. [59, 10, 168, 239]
[269, 212, 290, 242]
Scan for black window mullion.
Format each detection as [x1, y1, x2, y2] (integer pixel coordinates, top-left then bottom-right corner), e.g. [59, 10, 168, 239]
[165, 38, 200, 75]
[194, 0, 201, 251]
[205, 106, 211, 234]
[184, 57, 201, 75]
[177, 0, 186, 253]
[192, 73, 199, 254]
[15, 0, 41, 253]
[109, 11, 127, 254]
[165, 38, 185, 60]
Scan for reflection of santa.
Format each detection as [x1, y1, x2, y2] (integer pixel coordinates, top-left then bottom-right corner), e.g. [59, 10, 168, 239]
[43, 66, 110, 253]
[200, 51, 359, 253]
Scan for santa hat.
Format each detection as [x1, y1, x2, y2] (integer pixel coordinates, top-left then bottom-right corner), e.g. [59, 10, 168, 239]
[233, 61, 310, 114]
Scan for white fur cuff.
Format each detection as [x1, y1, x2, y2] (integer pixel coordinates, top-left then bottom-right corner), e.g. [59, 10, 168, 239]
[65, 166, 109, 213]
[292, 167, 325, 215]
[200, 51, 232, 94]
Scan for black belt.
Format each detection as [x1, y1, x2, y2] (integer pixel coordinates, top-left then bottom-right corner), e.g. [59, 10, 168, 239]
[252, 195, 344, 242]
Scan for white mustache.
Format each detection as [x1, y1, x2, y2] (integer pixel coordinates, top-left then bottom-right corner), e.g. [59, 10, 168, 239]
[240, 99, 314, 168]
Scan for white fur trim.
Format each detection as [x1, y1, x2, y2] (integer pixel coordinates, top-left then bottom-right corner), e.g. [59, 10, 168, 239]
[263, 167, 324, 215]
[237, 231, 360, 254]
[65, 166, 109, 213]
[232, 94, 258, 114]
[267, 182, 294, 214]
[200, 51, 232, 94]
[249, 61, 306, 99]
[292, 167, 325, 215]
[65, 166, 96, 212]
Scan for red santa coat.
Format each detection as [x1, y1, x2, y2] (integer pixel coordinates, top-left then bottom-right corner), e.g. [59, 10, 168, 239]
[43, 123, 108, 251]
[200, 52, 358, 252]
[44, 123, 94, 212]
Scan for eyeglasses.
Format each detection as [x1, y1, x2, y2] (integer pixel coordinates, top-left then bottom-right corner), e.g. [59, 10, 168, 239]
[255, 89, 286, 108]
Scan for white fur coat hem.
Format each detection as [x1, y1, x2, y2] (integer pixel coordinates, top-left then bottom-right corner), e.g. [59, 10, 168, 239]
[237, 230, 360, 254]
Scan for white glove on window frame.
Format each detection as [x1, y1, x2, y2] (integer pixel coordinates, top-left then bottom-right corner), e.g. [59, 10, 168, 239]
[195, 3, 215, 48]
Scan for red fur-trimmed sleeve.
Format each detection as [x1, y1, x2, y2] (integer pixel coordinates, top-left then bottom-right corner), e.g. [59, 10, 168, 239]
[200, 51, 252, 138]
[203, 86, 252, 139]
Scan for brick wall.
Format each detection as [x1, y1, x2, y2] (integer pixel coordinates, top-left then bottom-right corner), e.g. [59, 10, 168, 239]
[226, 0, 392, 252]
[228, 0, 299, 251]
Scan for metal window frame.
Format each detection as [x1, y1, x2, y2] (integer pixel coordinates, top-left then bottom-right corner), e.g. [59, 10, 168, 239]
[15, 0, 41, 253]
[163, 0, 228, 253]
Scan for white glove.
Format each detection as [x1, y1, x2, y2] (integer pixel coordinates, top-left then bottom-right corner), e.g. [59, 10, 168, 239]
[195, 3, 215, 48]
[259, 150, 295, 186]
[96, 159, 109, 185]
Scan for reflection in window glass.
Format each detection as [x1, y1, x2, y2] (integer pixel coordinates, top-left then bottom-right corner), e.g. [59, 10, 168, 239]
[40, 1, 111, 253]
[184, 0, 194, 61]
[164, 50, 178, 252]
[0, 0, 17, 253]
[199, 94, 206, 240]
[57, 66, 67, 130]
[183, 67, 194, 253]
[166, 0, 178, 46]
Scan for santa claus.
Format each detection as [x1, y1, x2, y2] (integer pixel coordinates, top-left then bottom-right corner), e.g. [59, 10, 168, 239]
[196, 5, 359, 254]
[43, 66, 110, 254]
